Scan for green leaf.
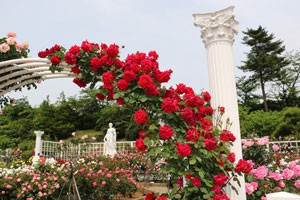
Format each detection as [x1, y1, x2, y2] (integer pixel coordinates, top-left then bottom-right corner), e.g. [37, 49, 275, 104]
[200, 187, 208, 194]
[143, 137, 151, 145]
[113, 93, 120, 99]
[189, 158, 196, 165]
[149, 124, 157, 131]
[140, 96, 148, 102]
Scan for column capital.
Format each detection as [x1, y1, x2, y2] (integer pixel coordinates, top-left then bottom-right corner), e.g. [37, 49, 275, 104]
[193, 6, 238, 46]
[34, 130, 44, 137]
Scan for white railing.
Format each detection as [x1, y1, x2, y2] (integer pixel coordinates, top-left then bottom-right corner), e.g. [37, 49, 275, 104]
[267, 140, 300, 152]
[40, 140, 136, 160]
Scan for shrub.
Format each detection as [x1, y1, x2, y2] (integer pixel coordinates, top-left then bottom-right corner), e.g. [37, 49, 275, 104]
[274, 107, 300, 139]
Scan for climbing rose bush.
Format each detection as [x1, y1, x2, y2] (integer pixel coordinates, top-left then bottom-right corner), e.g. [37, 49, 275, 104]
[0, 32, 29, 62]
[39, 41, 250, 199]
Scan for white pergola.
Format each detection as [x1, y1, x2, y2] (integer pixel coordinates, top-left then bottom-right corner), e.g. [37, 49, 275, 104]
[0, 58, 75, 96]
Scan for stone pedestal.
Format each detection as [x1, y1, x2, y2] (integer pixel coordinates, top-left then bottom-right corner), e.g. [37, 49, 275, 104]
[193, 6, 246, 200]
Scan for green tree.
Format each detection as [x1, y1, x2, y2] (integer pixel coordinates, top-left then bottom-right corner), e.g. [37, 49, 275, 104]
[272, 51, 300, 108]
[236, 76, 260, 110]
[33, 96, 75, 140]
[0, 98, 35, 156]
[240, 26, 290, 111]
[68, 89, 105, 130]
[95, 103, 140, 140]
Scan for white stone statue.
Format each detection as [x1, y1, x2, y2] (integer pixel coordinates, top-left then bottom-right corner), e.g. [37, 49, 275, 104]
[103, 123, 117, 157]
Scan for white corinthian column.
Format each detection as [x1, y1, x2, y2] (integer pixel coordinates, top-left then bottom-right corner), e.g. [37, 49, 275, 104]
[193, 6, 246, 200]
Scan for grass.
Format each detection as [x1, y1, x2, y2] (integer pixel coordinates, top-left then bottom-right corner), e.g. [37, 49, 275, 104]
[69, 129, 104, 142]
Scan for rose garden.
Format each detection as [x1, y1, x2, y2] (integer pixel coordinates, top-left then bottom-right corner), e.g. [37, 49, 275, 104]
[0, 6, 300, 200]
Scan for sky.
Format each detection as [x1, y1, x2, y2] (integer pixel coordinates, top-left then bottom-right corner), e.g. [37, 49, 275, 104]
[2, 0, 300, 107]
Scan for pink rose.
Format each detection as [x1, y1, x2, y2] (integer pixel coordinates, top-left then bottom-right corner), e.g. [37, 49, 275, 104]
[251, 166, 268, 180]
[272, 144, 280, 151]
[268, 172, 283, 181]
[279, 180, 285, 188]
[20, 42, 29, 50]
[294, 180, 300, 189]
[282, 168, 294, 180]
[245, 182, 258, 194]
[0, 43, 10, 53]
[6, 37, 16, 45]
[255, 136, 269, 145]
[7, 32, 16, 37]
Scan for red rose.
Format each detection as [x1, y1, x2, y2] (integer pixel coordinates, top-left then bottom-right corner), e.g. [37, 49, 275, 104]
[136, 137, 148, 151]
[212, 186, 222, 194]
[69, 45, 80, 54]
[101, 55, 113, 66]
[64, 52, 77, 65]
[157, 196, 167, 200]
[212, 193, 230, 200]
[185, 95, 203, 107]
[213, 173, 228, 186]
[219, 106, 225, 113]
[138, 74, 155, 89]
[130, 63, 141, 73]
[101, 43, 108, 50]
[90, 57, 102, 72]
[50, 55, 61, 65]
[145, 84, 159, 96]
[191, 177, 202, 188]
[103, 83, 113, 91]
[116, 98, 125, 105]
[49, 44, 60, 53]
[81, 40, 93, 52]
[204, 138, 218, 151]
[73, 77, 86, 88]
[161, 98, 178, 113]
[108, 92, 115, 100]
[145, 193, 156, 200]
[180, 108, 194, 121]
[185, 174, 192, 180]
[71, 66, 81, 74]
[148, 51, 159, 60]
[176, 143, 192, 157]
[123, 70, 137, 82]
[153, 69, 173, 83]
[202, 91, 211, 102]
[141, 59, 153, 72]
[95, 93, 105, 100]
[201, 118, 213, 131]
[117, 79, 128, 91]
[38, 51, 48, 58]
[235, 159, 252, 174]
[114, 59, 124, 69]
[228, 132, 236, 142]
[185, 128, 200, 142]
[227, 152, 235, 163]
[205, 106, 214, 116]
[102, 71, 114, 84]
[175, 83, 187, 94]
[159, 124, 173, 140]
[134, 109, 148, 125]
[106, 44, 119, 58]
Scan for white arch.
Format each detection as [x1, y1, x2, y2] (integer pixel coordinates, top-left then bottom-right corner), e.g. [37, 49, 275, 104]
[0, 58, 77, 96]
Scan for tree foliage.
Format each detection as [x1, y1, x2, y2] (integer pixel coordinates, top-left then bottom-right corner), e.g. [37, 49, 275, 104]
[240, 26, 290, 111]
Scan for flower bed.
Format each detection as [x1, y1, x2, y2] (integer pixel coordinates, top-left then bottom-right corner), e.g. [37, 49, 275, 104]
[242, 136, 300, 199]
[0, 150, 160, 200]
